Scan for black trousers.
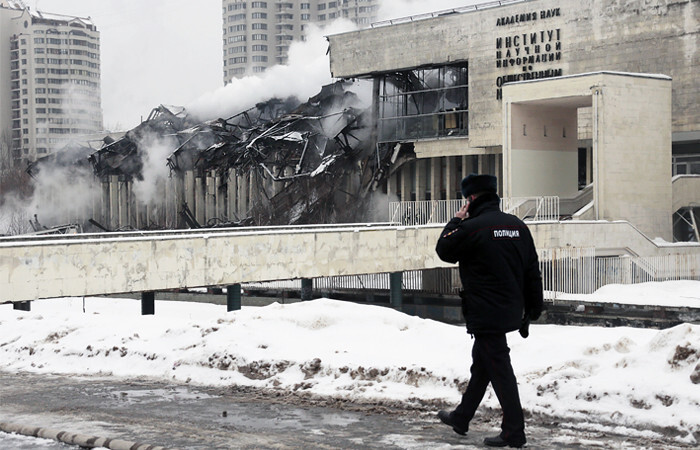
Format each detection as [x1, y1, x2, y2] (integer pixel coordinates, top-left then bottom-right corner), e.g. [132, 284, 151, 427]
[453, 333, 526, 445]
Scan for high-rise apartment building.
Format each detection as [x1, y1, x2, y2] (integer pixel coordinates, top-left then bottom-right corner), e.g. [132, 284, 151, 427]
[222, 0, 379, 83]
[0, 1, 102, 168]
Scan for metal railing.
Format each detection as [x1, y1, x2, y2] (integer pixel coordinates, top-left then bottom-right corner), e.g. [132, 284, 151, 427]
[389, 197, 561, 225]
[242, 248, 699, 301]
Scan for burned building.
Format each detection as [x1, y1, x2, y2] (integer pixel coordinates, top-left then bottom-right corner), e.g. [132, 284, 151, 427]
[46, 80, 406, 232]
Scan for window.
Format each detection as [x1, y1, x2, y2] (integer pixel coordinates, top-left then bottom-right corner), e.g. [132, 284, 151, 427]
[318, 3, 326, 10]
[329, 1, 337, 7]
[329, 12, 337, 18]
[251, 1, 267, 7]
[230, 45, 246, 54]
[252, 44, 268, 51]
[228, 35, 247, 43]
[378, 63, 469, 142]
[301, 13, 311, 20]
[300, 3, 310, 9]
[230, 56, 247, 64]
[253, 66, 266, 73]
[230, 24, 246, 32]
[252, 12, 267, 18]
[318, 14, 326, 20]
[252, 34, 268, 41]
[252, 23, 267, 29]
[229, 13, 246, 21]
[252, 55, 268, 62]
[231, 67, 246, 75]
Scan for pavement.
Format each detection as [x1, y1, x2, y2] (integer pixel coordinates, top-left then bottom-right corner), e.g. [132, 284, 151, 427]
[0, 371, 694, 449]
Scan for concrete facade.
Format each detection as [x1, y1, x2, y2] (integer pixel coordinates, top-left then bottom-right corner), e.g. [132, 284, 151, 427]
[326, 0, 699, 242]
[0, 2, 102, 168]
[328, 0, 699, 147]
[1, 221, 698, 303]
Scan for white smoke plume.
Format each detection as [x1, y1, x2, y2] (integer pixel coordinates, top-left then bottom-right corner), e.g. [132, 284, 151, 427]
[0, 163, 99, 235]
[131, 135, 178, 206]
[187, 20, 359, 122]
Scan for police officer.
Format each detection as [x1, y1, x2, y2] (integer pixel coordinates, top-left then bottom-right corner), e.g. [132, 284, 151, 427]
[435, 174, 543, 448]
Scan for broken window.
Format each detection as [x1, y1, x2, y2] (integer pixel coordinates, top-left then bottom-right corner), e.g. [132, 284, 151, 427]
[378, 63, 469, 142]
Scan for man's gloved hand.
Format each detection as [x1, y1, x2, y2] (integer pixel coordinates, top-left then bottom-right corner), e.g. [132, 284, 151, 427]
[519, 316, 530, 338]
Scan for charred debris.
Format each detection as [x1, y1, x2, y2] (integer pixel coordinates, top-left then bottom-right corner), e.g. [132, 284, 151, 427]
[27, 81, 413, 232]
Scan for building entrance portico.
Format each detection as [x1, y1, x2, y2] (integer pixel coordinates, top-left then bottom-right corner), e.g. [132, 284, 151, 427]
[502, 72, 673, 241]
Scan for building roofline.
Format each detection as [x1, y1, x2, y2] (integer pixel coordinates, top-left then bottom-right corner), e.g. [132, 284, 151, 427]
[504, 70, 672, 87]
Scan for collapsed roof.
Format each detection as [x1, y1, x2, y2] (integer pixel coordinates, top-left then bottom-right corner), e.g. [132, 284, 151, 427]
[82, 81, 403, 227]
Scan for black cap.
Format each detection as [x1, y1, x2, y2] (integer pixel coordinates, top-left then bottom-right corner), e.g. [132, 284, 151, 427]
[461, 174, 497, 198]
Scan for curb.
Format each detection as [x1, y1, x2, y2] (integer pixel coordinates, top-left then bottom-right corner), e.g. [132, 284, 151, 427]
[0, 421, 170, 450]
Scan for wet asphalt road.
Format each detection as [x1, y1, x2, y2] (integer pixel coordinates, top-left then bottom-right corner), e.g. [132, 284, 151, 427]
[0, 371, 693, 449]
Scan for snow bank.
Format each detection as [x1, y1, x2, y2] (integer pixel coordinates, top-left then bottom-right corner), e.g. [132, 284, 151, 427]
[1, 285, 699, 443]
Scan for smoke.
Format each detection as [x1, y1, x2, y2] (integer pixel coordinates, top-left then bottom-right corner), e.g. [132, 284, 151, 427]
[0, 163, 99, 235]
[187, 19, 358, 122]
[131, 134, 178, 206]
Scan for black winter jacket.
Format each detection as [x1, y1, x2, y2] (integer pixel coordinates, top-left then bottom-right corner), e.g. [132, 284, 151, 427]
[435, 193, 543, 334]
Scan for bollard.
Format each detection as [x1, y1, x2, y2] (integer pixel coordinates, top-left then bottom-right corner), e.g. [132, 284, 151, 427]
[227, 283, 241, 311]
[141, 291, 155, 315]
[390, 272, 403, 310]
[13, 301, 31, 311]
[301, 278, 313, 301]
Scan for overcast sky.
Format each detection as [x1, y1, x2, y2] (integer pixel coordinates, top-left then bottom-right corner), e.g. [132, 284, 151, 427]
[30, 0, 484, 130]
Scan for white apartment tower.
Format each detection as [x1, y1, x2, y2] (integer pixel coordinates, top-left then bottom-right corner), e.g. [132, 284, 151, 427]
[0, 1, 102, 169]
[222, 0, 378, 83]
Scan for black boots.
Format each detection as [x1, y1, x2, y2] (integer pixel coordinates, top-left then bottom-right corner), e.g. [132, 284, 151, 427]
[484, 435, 525, 448]
[437, 410, 468, 436]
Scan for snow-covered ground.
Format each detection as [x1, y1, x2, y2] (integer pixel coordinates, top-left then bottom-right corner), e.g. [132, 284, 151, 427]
[1, 281, 699, 445]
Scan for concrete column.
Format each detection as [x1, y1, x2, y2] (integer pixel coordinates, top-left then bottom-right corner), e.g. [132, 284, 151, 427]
[400, 163, 411, 202]
[387, 171, 399, 200]
[586, 147, 593, 185]
[415, 160, 426, 201]
[119, 181, 130, 227]
[445, 156, 457, 200]
[477, 154, 486, 175]
[430, 157, 441, 201]
[227, 284, 241, 311]
[495, 153, 503, 195]
[101, 179, 110, 229]
[206, 173, 216, 223]
[238, 172, 248, 217]
[227, 170, 237, 221]
[390, 272, 403, 310]
[173, 172, 185, 228]
[195, 176, 205, 226]
[216, 174, 226, 221]
[109, 175, 119, 230]
[248, 170, 258, 210]
[141, 291, 154, 315]
[184, 170, 195, 215]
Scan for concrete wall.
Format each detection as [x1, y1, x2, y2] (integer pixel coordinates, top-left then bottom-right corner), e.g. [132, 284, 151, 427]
[510, 104, 578, 197]
[1, 221, 699, 303]
[327, 0, 699, 148]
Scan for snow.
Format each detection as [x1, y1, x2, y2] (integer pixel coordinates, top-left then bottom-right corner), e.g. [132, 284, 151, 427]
[1, 281, 699, 445]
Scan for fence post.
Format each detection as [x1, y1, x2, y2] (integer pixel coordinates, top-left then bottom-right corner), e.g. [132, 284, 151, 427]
[301, 278, 313, 301]
[227, 284, 242, 311]
[141, 291, 155, 315]
[390, 271, 403, 310]
[13, 301, 31, 311]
